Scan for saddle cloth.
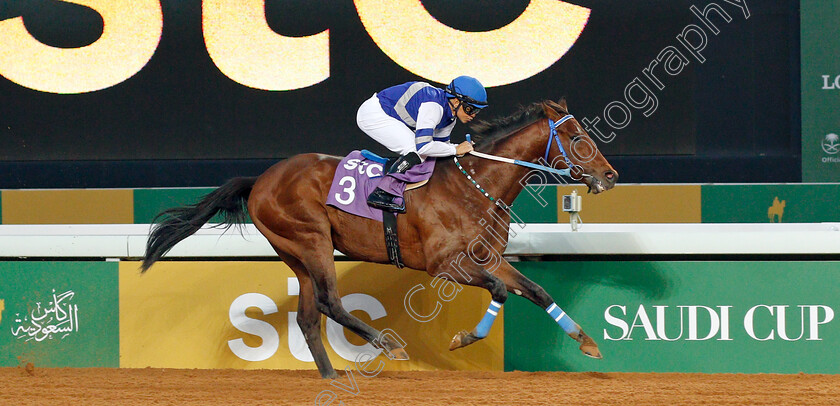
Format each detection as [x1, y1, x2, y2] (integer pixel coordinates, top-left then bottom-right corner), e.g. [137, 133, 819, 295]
[326, 150, 435, 222]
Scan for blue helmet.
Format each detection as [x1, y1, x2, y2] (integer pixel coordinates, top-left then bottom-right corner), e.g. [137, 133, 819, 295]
[445, 76, 488, 108]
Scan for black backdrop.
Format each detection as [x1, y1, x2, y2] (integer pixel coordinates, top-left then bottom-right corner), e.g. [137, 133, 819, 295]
[0, 0, 799, 187]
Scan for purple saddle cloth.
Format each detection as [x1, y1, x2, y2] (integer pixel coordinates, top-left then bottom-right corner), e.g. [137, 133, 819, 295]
[326, 150, 436, 222]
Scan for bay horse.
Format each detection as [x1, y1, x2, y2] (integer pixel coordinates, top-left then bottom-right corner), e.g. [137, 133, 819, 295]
[142, 99, 618, 379]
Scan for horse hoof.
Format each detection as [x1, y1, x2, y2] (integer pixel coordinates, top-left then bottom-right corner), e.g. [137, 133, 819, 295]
[449, 330, 468, 350]
[570, 330, 603, 360]
[449, 330, 480, 351]
[321, 369, 340, 379]
[580, 345, 603, 360]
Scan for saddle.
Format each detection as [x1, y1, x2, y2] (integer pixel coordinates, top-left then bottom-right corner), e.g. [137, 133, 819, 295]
[326, 150, 436, 269]
[361, 150, 429, 191]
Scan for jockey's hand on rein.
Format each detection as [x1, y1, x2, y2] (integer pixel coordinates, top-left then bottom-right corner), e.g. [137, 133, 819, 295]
[455, 141, 474, 156]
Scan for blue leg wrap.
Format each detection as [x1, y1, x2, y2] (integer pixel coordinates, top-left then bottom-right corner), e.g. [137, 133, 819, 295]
[474, 300, 503, 338]
[546, 303, 579, 335]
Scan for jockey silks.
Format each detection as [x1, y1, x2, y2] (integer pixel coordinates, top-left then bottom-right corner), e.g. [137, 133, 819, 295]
[372, 82, 456, 154]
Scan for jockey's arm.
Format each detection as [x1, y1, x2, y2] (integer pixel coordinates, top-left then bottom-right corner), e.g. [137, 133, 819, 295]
[415, 102, 457, 158]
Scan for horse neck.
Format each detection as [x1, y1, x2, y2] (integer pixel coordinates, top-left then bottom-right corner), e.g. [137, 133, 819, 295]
[456, 119, 549, 206]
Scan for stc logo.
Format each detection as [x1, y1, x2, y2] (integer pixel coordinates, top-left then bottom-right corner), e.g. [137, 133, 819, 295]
[227, 278, 385, 362]
[0, 0, 590, 94]
[604, 304, 835, 342]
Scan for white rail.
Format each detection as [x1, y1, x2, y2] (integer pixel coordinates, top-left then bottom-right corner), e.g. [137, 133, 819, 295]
[0, 223, 839, 258]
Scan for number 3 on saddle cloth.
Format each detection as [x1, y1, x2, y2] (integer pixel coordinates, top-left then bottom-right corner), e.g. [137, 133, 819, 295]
[326, 150, 435, 267]
[327, 150, 435, 221]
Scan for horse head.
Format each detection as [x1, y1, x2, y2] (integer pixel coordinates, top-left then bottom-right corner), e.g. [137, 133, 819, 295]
[542, 99, 618, 194]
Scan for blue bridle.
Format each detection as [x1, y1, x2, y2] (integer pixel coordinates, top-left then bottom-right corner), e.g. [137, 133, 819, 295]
[545, 114, 578, 176]
[465, 114, 582, 179]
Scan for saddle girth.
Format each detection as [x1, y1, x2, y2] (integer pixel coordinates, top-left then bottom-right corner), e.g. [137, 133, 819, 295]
[382, 212, 404, 268]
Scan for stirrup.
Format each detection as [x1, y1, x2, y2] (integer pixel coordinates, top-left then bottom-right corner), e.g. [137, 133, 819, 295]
[367, 188, 406, 213]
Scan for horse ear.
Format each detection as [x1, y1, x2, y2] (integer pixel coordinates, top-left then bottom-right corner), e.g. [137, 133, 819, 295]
[557, 97, 568, 112]
[543, 98, 569, 119]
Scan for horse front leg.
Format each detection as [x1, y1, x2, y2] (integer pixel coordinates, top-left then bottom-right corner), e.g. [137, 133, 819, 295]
[492, 258, 602, 359]
[427, 256, 508, 351]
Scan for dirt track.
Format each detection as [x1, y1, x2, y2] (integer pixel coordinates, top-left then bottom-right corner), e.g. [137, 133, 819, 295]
[2, 367, 840, 405]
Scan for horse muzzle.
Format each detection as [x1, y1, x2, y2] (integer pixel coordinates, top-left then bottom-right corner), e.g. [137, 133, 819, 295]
[585, 169, 618, 194]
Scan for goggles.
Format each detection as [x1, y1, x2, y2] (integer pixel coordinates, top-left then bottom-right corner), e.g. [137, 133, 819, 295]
[461, 102, 483, 116]
[446, 85, 487, 116]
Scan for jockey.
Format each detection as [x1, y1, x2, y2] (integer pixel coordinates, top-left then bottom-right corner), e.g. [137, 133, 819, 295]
[357, 75, 488, 213]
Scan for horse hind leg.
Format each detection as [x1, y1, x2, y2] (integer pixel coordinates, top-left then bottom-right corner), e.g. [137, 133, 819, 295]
[249, 191, 406, 362]
[282, 255, 338, 379]
[252, 220, 338, 379]
[267, 219, 408, 361]
[304, 252, 409, 361]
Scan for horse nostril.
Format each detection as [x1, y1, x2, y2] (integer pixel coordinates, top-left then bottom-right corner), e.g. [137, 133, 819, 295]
[605, 171, 617, 181]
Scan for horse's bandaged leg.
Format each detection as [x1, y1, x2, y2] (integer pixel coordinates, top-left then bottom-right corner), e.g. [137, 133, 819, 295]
[474, 300, 503, 338]
[546, 302, 580, 335]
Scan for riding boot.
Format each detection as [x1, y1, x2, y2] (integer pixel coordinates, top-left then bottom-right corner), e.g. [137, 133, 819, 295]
[367, 152, 421, 213]
[367, 187, 406, 213]
[386, 151, 421, 174]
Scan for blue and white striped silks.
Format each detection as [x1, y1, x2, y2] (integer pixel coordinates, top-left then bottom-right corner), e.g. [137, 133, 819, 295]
[474, 300, 503, 338]
[546, 302, 580, 335]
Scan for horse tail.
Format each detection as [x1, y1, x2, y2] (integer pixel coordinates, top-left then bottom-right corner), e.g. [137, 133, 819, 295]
[141, 176, 258, 272]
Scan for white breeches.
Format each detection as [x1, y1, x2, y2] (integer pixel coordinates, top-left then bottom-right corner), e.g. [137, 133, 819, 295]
[356, 95, 418, 156]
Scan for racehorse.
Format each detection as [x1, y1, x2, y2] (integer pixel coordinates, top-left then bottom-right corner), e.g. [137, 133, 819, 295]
[142, 99, 618, 379]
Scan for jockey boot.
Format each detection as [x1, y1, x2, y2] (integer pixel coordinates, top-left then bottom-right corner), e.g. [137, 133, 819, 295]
[367, 152, 421, 213]
[367, 187, 406, 213]
[386, 151, 421, 174]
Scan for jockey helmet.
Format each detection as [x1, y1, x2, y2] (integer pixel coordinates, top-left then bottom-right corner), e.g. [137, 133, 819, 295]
[445, 76, 488, 109]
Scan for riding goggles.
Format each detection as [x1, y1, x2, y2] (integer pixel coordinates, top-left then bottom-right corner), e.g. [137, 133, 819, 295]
[461, 102, 483, 116]
[446, 87, 487, 115]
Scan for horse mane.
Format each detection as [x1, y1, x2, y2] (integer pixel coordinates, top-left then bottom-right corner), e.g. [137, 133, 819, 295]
[469, 99, 568, 152]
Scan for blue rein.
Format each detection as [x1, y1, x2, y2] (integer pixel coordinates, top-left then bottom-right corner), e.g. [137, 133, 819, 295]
[510, 157, 571, 178]
[465, 114, 578, 178]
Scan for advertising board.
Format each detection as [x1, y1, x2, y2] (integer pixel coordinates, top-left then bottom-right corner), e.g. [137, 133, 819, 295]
[801, 0, 840, 181]
[119, 261, 503, 371]
[505, 261, 840, 374]
[0, 262, 119, 367]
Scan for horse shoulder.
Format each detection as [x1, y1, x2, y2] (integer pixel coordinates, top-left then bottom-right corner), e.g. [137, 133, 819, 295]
[407, 182, 502, 268]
